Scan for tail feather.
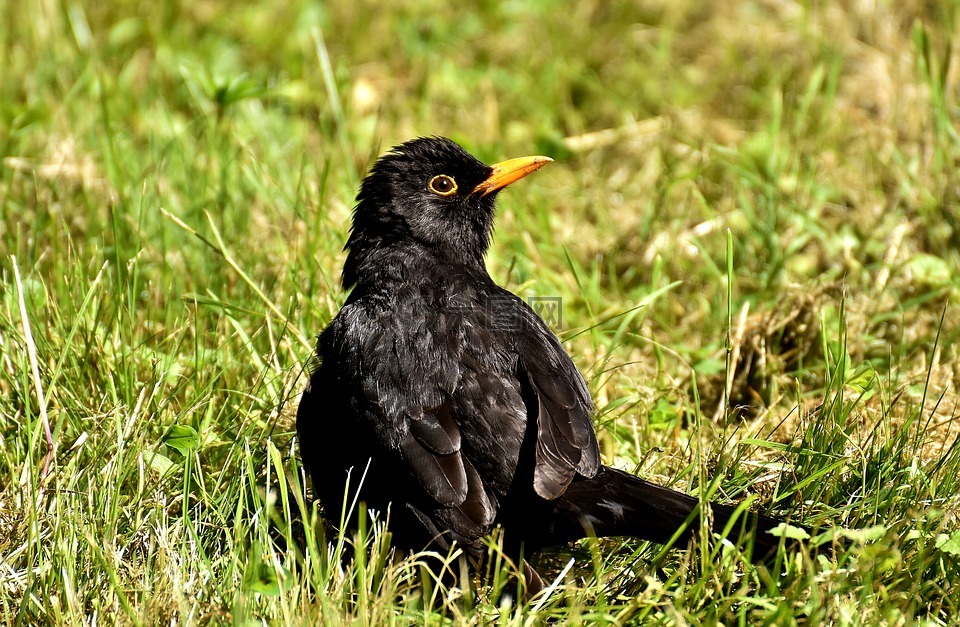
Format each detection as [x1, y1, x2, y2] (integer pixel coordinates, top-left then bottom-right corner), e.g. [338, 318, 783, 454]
[543, 466, 799, 561]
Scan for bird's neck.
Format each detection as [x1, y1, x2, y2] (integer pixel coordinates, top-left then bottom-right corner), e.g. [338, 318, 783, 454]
[342, 237, 488, 289]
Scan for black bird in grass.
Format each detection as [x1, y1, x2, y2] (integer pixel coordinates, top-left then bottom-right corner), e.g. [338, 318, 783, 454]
[297, 137, 803, 591]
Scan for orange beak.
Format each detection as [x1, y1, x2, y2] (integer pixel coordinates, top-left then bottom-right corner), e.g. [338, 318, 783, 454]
[472, 155, 553, 197]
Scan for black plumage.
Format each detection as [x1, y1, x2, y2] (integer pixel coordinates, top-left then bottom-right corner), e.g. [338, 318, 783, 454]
[297, 137, 800, 589]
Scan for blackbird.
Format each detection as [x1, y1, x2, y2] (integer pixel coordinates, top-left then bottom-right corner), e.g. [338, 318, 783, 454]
[297, 137, 801, 590]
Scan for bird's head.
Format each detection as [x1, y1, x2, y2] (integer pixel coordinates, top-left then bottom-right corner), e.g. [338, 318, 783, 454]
[343, 137, 551, 287]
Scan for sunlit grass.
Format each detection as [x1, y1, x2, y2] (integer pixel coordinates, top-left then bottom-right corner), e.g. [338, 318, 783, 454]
[2, 1, 959, 624]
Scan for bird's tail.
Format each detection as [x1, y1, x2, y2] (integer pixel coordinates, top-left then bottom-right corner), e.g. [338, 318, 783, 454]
[543, 466, 800, 561]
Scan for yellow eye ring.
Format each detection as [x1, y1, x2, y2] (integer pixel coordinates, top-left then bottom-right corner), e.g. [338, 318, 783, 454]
[428, 175, 458, 197]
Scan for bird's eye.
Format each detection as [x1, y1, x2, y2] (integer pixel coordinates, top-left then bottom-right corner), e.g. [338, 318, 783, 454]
[428, 175, 458, 197]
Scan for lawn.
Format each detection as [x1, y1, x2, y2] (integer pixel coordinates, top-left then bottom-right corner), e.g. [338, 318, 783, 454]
[2, 0, 959, 624]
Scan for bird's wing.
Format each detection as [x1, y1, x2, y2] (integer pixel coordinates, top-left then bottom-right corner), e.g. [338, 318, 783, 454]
[513, 300, 601, 500]
[398, 402, 497, 530]
[325, 300, 499, 534]
[394, 290, 600, 509]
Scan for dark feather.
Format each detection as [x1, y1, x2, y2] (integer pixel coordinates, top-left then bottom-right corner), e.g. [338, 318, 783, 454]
[408, 404, 461, 455]
[398, 430, 468, 507]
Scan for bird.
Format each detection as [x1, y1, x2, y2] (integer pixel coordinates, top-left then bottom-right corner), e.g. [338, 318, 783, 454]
[297, 136, 805, 592]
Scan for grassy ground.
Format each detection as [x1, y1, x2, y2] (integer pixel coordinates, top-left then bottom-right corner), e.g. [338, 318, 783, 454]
[2, 0, 960, 624]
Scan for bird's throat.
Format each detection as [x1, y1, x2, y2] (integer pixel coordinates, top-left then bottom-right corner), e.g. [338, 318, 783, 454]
[342, 237, 489, 290]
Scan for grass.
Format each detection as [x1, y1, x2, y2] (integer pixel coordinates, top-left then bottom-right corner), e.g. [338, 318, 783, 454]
[2, 0, 960, 624]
